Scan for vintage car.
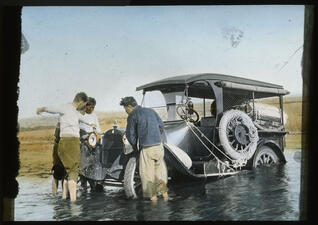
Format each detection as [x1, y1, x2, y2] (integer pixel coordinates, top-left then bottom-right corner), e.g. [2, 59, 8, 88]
[78, 73, 289, 199]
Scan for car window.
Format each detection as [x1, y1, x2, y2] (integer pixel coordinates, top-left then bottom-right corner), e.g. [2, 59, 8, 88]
[188, 97, 215, 118]
[175, 94, 212, 119]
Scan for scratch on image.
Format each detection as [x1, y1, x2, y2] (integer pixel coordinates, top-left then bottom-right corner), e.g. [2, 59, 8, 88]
[222, 27, 244, 48]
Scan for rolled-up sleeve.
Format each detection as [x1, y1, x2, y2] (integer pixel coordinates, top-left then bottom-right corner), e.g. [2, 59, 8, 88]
[45, 105, 65, 115]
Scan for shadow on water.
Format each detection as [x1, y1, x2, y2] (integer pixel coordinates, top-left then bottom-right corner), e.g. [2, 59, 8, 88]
[15, 150, 300, 221]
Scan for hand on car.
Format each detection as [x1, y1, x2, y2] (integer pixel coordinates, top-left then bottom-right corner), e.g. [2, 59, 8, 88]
[36, 107, 46, 115]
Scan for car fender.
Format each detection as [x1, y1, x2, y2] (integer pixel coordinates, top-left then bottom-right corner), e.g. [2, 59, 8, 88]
[163, 143, 201, 179]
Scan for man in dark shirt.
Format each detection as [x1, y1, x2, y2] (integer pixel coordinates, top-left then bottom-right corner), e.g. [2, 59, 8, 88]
[120, 96, 168, 201]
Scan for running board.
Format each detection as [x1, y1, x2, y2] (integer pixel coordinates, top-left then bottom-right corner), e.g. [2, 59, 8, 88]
[187, 159, 239, 179]
[203, 159, 234, 175]
[184, 170, 239, 179]
[204, 171, 239, 177]
[102, 179, 123, 187]
[101, 177, 172, 187]
[192, 160, 239, 178]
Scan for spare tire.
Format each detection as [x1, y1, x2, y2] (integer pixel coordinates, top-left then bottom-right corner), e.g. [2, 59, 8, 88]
[218, 109, 259, 160]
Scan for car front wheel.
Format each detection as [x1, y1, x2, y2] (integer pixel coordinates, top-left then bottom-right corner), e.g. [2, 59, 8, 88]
[252, 146, 279, 168]
[123, 156, 142, 199]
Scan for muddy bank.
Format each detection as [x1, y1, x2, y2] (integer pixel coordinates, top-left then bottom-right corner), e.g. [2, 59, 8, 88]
[19, 148, 52, 178]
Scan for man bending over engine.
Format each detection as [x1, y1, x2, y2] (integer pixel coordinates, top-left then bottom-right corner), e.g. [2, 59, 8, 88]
[120, 96, 168, 202]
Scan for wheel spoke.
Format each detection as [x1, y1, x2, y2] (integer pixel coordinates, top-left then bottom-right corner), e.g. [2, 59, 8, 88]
[253, 147, 279, 168]
[257, 153, 277, 166]
[265, 155, 271, 164]
[133, 182, 141, 188]
[259, 156, 264, 164]
[226, 128, 233, 135]
[263, 155, 268, 164]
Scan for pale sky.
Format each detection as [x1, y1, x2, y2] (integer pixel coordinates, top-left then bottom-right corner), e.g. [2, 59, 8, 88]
[18, 5, 304, 119]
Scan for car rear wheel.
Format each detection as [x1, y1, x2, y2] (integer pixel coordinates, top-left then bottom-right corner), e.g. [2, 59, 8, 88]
[123, 156, 142, 199]
[252, 146, 279, 168]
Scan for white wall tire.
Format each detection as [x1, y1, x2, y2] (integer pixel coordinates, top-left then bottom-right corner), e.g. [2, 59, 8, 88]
[219, 109, 259, 160]
[123, 156, 142, 199]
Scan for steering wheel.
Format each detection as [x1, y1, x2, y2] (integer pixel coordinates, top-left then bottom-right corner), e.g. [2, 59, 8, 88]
[176, 104, 200, 123]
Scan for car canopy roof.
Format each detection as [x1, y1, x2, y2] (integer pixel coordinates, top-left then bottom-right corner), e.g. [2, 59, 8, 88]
[136, 73, 290, 98]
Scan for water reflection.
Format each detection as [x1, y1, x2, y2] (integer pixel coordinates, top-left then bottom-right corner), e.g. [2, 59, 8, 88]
[15, 150, 300, 221]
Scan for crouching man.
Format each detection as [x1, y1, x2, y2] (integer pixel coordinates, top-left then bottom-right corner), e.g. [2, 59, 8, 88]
[120, 96, 168, 201]
[36, 92, 95, 202]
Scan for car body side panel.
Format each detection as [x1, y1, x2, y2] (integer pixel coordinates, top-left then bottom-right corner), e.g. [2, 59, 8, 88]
[163, 121, 212, 160]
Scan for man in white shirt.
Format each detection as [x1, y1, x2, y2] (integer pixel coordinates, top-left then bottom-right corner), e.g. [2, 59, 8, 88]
[36, 92, 95, 202]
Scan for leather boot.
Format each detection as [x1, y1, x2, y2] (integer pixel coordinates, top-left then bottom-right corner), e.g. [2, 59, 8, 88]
[68, 180, 77, 202]
[52, 177, 59, 195]
[62, 179, 68, 199]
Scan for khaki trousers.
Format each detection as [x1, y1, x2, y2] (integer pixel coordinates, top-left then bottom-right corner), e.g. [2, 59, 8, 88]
[57, 137, 80, 181]
[139, 143, 168, 198]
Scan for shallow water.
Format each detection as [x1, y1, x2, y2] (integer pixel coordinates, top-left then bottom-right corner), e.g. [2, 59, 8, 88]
[15, 150, 301, 221]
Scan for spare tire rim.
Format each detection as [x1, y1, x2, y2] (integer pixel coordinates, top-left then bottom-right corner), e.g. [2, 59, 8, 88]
[227, 116, 251, 152]
[219, 109, 259, 160]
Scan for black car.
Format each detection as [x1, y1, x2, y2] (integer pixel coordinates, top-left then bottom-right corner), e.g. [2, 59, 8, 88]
[78, 73, 289, 199]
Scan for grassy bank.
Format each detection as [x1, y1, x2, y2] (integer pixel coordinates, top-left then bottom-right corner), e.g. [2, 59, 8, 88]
[285, 134, 302, 150]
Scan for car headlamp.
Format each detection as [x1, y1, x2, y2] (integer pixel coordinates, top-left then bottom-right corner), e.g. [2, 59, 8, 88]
[122, 133, 134, 155]
[88, 131, 100, 148]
